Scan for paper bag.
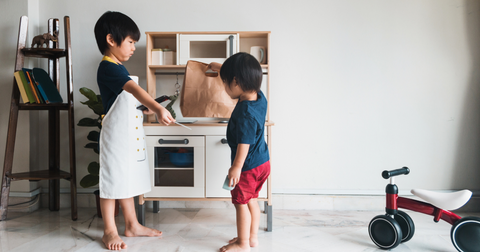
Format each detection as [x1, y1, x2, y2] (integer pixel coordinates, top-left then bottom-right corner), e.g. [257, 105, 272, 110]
[180, 60, 237, 118]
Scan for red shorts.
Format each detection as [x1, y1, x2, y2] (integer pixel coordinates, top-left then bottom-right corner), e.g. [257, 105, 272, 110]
[231, 161, 270, 204]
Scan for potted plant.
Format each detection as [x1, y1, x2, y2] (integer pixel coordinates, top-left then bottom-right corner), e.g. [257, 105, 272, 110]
[77, 87, 118, 217]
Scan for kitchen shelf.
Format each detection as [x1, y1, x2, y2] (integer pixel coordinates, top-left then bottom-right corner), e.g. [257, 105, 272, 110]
[148, 65, 185, 69]
[138, 31, 273, 232]
[148, 64, 269, 69]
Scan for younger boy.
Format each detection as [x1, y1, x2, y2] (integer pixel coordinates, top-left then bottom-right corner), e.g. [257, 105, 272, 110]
[209, 52, 270, 252]
[94, 11, 174, 250]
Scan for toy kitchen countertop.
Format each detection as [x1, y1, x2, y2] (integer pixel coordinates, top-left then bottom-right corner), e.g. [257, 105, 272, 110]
[143, 120, 274, 135]
[143, 120, 274, 127]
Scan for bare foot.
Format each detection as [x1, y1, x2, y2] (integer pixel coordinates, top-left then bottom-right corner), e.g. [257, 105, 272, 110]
[102, 232, 127, 250]
[220, 240, 251, 252]
[228, 236, 259, 247]
[124, 223, 162, 237]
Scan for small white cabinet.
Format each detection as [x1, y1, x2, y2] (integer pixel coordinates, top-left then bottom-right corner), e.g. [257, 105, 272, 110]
[205, 135, 231, 197]
[205, 135, 267, 198]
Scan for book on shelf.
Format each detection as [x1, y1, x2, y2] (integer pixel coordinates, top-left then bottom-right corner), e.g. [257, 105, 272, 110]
[22, 68, 42, 103]
[32, 68, 63, 103]
[13, 71, 29, 103]
[15, 70, 36, 103]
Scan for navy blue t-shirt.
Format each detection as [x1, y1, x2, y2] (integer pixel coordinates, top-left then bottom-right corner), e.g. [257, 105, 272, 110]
[227, 90, 269, 171]
[97, 58, 132, 114]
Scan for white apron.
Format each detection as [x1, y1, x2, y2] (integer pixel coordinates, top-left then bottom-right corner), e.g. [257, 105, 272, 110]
[99, 76, 151, 199]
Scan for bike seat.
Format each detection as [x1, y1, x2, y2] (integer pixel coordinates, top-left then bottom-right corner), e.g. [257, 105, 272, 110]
[411, 188, 472, 210]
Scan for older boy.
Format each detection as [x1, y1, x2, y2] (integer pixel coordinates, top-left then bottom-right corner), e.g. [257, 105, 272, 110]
[94, 11, 173, 250]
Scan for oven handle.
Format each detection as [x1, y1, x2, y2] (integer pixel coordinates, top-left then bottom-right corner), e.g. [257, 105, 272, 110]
[221, 138, 228, 144]
[158, 139, 189, 145]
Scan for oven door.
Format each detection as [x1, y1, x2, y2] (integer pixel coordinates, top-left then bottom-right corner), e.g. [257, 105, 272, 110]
[144, 136, 205, 198]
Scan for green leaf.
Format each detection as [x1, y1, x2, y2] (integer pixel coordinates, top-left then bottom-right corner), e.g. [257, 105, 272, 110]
[79, 87, 98, 102]
[87, 131, 99, 142]
[87, 161, 100, 175]
[80, 100, 97, 107]
[85, 143, 98, 149]
[90, 103, 104, 116]
[78, 118, 99, 127]
[80, 174, 99, 188]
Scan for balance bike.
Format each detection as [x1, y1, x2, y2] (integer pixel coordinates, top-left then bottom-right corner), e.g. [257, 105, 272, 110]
[368, 167, 480, 252]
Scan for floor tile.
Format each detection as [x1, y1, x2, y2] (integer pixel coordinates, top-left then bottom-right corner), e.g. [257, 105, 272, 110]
[0, 207, 479, 251]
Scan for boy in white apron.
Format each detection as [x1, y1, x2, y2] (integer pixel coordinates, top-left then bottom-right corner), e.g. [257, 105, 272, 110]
[94, 11, 174, 250]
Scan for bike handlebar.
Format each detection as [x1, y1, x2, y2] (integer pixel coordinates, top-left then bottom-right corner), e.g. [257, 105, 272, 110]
[382, 167, 410, 179]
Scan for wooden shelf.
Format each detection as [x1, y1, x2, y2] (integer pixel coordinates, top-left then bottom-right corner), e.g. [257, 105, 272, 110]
[145, 31, 270, 38]
[148, 64, 268, 71]
[148, 65, 186, 69]
[22, 48, 67, 58]
[18, 103, 70, 110]
[1, 16, 77, 221]
[7, 170, 71, 181]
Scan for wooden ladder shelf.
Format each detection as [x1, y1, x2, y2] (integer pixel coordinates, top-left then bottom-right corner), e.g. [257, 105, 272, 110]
[0, 16, 77, 221]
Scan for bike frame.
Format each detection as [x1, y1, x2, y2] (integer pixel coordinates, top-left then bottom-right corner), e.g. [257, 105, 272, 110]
[387, 192, 461, 225]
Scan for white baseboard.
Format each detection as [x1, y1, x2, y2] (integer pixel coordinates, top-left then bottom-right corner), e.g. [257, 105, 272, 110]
[6, 189, 41, 213]
[27, 189, 480, 212]
[8, 188, 41, 197]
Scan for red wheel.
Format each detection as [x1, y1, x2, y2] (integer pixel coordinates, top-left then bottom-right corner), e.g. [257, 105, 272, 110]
[369, 215, 403, 249]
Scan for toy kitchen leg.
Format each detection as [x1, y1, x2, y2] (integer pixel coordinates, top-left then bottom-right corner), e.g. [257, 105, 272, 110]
[265, 201, 273, 232]
[135, 196, 145, 225]
[153, 201, 160, 213]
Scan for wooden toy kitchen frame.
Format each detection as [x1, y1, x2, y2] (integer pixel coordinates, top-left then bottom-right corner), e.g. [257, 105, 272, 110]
[135, 31, 274, 231]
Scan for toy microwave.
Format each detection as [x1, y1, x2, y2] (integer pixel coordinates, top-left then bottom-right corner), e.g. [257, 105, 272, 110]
[176, 34, 239, 65]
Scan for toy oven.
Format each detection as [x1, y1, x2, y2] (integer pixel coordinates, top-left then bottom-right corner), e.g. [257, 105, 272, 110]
[144, 136, 205, 198]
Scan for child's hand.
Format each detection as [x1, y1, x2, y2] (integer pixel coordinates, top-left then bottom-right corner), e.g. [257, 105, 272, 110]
[228, 167, 241, 188]
[207, 62, 222, 72]
[156, 107, 174, 125]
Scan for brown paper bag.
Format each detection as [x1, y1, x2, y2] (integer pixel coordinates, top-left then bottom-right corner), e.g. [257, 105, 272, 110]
[180, 60, 237, 118]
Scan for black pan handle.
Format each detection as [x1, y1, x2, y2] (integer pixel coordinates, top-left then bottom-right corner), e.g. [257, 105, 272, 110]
[382, 167, 410, 179]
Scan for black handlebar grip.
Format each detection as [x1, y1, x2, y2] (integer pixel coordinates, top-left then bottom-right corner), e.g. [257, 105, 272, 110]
[382, 167, 410, 179]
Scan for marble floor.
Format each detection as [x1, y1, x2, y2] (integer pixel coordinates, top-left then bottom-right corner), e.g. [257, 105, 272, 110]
[0, 206, 478, 252]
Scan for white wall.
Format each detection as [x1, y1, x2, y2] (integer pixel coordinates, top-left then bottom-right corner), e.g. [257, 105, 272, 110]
[1, 0, 480, 196]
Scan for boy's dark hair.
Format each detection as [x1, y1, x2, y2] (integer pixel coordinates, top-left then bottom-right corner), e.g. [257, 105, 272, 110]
[220, 52, 263, 92]
[94, 11, 140, 55]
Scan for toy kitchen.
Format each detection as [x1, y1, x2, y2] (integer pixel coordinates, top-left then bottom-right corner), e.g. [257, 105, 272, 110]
[137, 31, 274, 231]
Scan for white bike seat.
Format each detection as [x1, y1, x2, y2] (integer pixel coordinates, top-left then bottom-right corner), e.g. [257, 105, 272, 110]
[411, 189, 472, 211]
